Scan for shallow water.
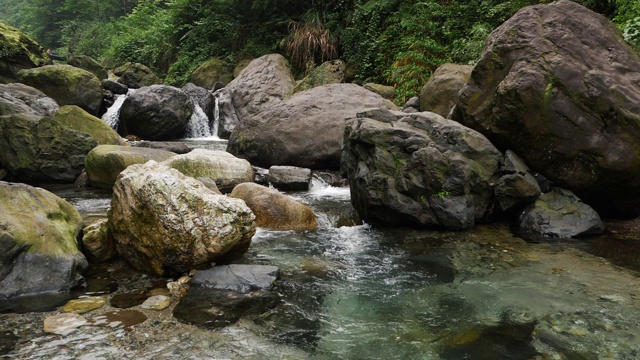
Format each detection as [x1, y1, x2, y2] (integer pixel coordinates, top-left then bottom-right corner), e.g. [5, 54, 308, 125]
[3, 177, 640, 359]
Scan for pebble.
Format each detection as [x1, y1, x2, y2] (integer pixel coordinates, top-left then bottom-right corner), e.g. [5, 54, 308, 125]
[43, 313, 87, 335]
[599, 294, 626, 303]
[141, 295, 172, 310]
[61, 296, 107, 314]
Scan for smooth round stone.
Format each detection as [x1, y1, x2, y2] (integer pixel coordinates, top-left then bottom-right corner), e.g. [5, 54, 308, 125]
[43, 313, 88, 335]
[61, 296, 107, 314]
[141, 295, 172, 310]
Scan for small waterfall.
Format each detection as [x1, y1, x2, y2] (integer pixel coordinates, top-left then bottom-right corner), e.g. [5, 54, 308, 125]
[185, 102, 214, 138]
[212, 96, 220, 138]
[101, 89, 135, 130]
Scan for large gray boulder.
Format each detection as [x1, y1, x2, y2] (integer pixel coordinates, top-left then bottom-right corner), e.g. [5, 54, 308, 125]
[341, 109, 502, 230]
[227, 83, 397, 169]
[0, 83, 59, 117]
[84, 145, 176, 189]
[517, 187, 604, 238]
[109, 161, 256, 276]
[267, 165, 312, 191]
[162, 149, 254, 193]
[118, 85, 193, 140]
[0, 114, 97, 183]
[494, 150, 542, 211]
[213, 87, 239, 139]
[17, 64, 103, 115]
[452, 0, 640, 216]
[0, 181, 87, 299]
[420, 63, 473, 117]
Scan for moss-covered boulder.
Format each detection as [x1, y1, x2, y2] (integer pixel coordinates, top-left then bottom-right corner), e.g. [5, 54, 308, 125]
[0, 83, 59, 117]
[52, 105, 127, 146]
[0, 181, 87, 299]
[0, 114, 97, 183]
[17, 64, 103, 115]
[0, 22, 51, 83]
[109, 161, 256, 276]
[363, 83, 395, 101]
[190, 58, 234, 89]
[292, 60, 345, 94]
[230, 182, 317, 231]
[113, 62, 162, 89]
[67, 55, 108, 80]
[162, 149, 254, 193]
[84, 145, 176, 189]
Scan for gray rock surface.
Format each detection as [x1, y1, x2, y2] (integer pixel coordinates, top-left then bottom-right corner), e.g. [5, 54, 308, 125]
[420, 63, 472, 117]
[113, 62, 162, 89]
[0, 83, 59, 117]
[267, 166, 312, 191]
[191, 265, 280, 293]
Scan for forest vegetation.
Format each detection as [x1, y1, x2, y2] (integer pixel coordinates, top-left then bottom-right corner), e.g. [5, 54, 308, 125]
[0, 0, 638, 103]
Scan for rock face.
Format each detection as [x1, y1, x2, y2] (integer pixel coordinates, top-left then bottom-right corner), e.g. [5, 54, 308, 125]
[452, 1, 640, 216]
[292, 60, 346, 94]
[118, 85, 193, 140]
[67, 55, 108, 80]
[101, 79, 128, 95]
[17, 64, 103, 115]
[341, 110, 502, 230]
[162, 149, 254, 193]
[0, 181, 87, 299]
[0, 23, 51, 83]
[190, 58, 233, 89]
[230, 182, 318, 231]
[227, 83, 397, 169]
[52, 105, 127, 145]
[84, 145, 176, 189]
[0, 83, 59, 117]
[182, 83, 215, 120]
[113, 62, 162, 89]
[267, 166, 312, 191]
[0, 114, 97, 183]
[109, 161, 256, 276]
[213, 87, 239, 139]
[517, 187, 604, 238]
[420, 63, 473, 117]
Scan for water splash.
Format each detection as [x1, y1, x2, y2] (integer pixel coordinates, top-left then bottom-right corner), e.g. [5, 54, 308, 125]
[185, 102, 215, 138]
[101, 89, 135, 130]
[212, 96, 220, 138]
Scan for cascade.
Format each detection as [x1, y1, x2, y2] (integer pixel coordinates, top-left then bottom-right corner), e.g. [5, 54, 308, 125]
[184, 101, 220, 139]
[212, 96, 220, 138]
[101, 89, 135, 129]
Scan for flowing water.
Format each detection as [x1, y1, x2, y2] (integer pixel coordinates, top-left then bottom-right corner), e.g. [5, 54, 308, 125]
[3, 179, 640, 359]
[101, 90, 136, 130]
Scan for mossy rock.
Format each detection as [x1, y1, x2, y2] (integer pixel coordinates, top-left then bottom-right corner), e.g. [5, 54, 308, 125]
[67, 55, 108, 80]
[113, 62, 162, 88]
[190, 58, 234, 89]
[0, 22, 51, 83]
[52, 105, 127, 146]
[84, 145, 177, 189]
[17, 64, 103, 115]
[292, 60, 346, 95]
[363, 83, 395, 101]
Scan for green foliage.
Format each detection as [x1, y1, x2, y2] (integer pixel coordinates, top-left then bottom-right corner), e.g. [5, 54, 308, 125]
[614, 0, 640, 51]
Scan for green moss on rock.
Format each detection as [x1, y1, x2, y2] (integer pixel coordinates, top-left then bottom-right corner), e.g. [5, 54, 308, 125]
[52, 105, 127, 146]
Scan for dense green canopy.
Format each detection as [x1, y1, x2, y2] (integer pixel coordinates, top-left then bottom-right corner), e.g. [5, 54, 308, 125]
[0, 0, 637, 103]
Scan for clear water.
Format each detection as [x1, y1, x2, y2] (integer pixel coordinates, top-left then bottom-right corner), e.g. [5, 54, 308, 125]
[5, 180, 640, 359]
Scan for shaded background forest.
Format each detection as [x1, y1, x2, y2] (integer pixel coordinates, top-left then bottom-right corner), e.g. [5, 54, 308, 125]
[1, 0, 638, 103]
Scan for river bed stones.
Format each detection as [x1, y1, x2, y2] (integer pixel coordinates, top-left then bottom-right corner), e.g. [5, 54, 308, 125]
[267, 166, 312, 191]
[43, 313, 88, 335]
[61, 296, 107, 314]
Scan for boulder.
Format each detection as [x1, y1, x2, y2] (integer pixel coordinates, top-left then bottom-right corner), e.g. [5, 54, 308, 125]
[84, 144, 176, 189]
[452, 1, 640, 216]
[17, 64, 103, 115]
[0, 83, 59, 117]
[67, 55, 108, 80]
[162, 149, 254, 193]
[190, 58, 233, 89]
[230, 182, 318, 231]
[113, 62, 162, 89]
[403, 96, 420, 113]
[233, 58, 253, 78]
[292, 60, 346, 94]
[52, 105, 127, 146]
[0, 22, 51, 83]
[182, 82, 215, 120]
[0, 114, 97, 183]
[101, 79, 128, 95]
[192, 264, 280, 293]
[131, 140, 193, 154]
[494, 150, 542, 211]
[420, 63, 473, 117]
[108, 161, 256, 276]
[213, 87, 239, 139]
[227, 83, 397, 169]
[81, 219, 117, 263]
[225, 54, 295, 120]
[341, 109, 502, 230]
[516, 187, 604, 238]
[0, 181, 87, 299]
[267, 165, 312, 191]
[363, 83, 395, 101]
[118, 85, 193, 140]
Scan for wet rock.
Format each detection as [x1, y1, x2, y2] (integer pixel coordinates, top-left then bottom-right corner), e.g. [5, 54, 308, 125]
[182, 82, 215, 120]
[0, 330, 18, 356]
[0, 83, 59, 117]
[81, 219, 117, 264]
[113, 62, 161, 89]
[84, 145, 176, 189]
[109, 161, 256, 276]
[141, 295, 172, 310]
[162, 149, 254, 193]
[419, 63, 472, 118]
[517, 187, 604, 238]
[17, 64, 103, 116]
[231, 182, 318, 231]
[101, 79, 128, 95]
[0, 293, 71, 313]
[88, 309, 147, 330]
[267, 166, 312, 191]
[192, 265, 280, 294]
[119, 85, 193, 141]
[43, 313, 87, 336]
[110, 290, 148, 309]
[61, 296, 107, 314]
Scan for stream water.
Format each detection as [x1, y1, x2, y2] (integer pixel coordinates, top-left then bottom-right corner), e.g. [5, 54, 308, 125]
[2, 176, 640, 359]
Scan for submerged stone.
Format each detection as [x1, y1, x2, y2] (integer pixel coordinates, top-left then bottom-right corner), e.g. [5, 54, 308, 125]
[61, 296, 107, 314]
[88, 309, 147, 330]
[141, 295, 172, 310]
[192, 265, 280, 294]
[43, 313, 88, 336]
[110, 290, 148, 309]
